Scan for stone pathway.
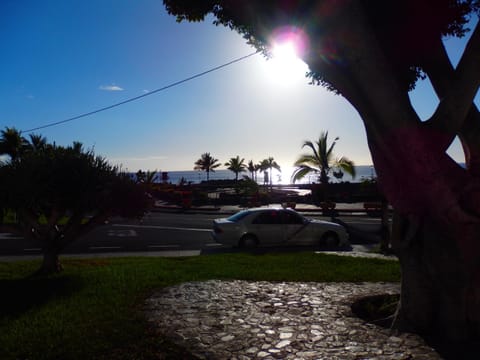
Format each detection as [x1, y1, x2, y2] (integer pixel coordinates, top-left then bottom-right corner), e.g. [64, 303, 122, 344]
[145, 280, 441, 359]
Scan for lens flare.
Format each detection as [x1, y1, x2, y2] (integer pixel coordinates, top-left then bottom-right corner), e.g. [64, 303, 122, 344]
[265, 30, 309, 84]
[270, 26, 309, 59]
[265, 26, 310, 85]
[272, 42, 298, 62]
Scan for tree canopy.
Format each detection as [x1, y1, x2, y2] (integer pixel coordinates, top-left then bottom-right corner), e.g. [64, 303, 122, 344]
[164, 0, 477, 90]
[0, 132, 150, 274]
[0, 127, 29, 162]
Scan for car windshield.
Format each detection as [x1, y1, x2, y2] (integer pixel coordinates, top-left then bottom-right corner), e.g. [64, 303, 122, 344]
[227, 210, 251, 222]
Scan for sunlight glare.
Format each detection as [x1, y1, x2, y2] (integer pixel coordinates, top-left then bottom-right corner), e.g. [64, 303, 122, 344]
[266, 26, 310, 86]
[273, 42, 298, 63]
[266, 42, 309, 85]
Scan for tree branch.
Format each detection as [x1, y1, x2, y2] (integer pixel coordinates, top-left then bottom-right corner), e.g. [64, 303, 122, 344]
[62, 211, 110, 246]
[421, 34, 480, 174]
[460, 108, 480, 177]
[17, 209, 46, 242]
[429, 22, 480, 133]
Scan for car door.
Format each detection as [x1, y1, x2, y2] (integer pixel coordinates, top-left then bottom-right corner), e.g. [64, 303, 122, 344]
[250, 210, 284, 245]
[282, 210, 311, 245]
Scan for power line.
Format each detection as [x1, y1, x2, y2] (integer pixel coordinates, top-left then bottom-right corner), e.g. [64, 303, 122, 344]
[22, 51, 259, 133]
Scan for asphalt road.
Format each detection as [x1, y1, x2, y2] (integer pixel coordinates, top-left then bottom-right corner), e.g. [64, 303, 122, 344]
[0, 212, 382, 257]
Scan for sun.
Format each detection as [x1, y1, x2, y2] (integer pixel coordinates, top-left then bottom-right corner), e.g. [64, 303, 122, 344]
[273, 42, 298, 63]
[266, 41, 309, 85]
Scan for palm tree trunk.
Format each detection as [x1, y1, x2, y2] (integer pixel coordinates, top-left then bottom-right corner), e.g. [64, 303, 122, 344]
[320, 169, 329, 185]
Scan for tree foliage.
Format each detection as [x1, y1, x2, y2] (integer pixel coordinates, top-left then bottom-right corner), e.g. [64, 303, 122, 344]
[0, 131, 150, 274]
[194, 152, 221, 181]
[164, 0, 476, 90]
[292, 131, 355, 184]
[136, 169, 159, 185]
[0, 127, 29, 162]
[224, 155, 246, 180]
[259, 157, 281, 188]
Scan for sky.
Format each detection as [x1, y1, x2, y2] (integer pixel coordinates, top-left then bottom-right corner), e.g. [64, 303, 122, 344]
[1, 0, 479, 177]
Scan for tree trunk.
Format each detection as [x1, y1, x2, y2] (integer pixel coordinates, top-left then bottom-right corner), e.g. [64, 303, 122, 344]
[301, 1, 480, 349]
[369, 127, 480, 352]
[320, 168, 329, 185]
[34, 231, 65, 275]
[391, 214, 480, 357]
[37, 247, 63, 275]
[379, 197, 391, 254]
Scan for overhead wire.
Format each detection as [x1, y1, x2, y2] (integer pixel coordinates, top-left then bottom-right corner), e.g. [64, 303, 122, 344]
[21, 51, 259, 133]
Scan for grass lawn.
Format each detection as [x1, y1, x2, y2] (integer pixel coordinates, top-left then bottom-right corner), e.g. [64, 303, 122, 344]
[0, 252, 400, 360]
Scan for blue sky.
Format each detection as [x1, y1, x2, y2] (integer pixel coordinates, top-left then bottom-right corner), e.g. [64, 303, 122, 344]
[1, 0, 478, 176]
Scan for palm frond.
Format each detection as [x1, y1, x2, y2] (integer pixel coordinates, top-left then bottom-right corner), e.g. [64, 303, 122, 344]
[302, 140, 319, 162]
[291, 165, 316, 183]
[294, 131, 353, 184]
[336, 156, 356, 178]
[294, 154, 320, 169]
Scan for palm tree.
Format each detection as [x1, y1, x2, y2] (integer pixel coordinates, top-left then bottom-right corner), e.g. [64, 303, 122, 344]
[194, 152, 221, 181]
[144, 170, 159, 185]
[247, 160, 257, 181]
[259, 157, 281, 188]
[225, 156, 246, 181]
[71, 141, 84, 154]
[0, 127, 29, 162]
[28, 134, 48, 152]
[291, 131, 355, 184]
[135, 169, 158, 189]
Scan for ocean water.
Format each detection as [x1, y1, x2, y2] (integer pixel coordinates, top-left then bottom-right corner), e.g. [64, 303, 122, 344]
[153, 165, 377, 185]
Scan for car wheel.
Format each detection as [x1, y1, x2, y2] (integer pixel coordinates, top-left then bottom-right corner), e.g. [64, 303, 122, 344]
[321, 232, 340, 248]
[239, 234, 258, 248]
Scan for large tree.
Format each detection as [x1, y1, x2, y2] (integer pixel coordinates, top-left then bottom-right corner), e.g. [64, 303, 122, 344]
[164, 0, 480, 351]
[0, 136, 150, 274]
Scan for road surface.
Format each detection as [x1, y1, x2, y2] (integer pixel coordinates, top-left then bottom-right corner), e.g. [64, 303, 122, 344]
[0, 212, 381, 257]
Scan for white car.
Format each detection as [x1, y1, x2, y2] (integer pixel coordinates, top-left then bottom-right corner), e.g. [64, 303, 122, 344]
[212, 207, 349, 248]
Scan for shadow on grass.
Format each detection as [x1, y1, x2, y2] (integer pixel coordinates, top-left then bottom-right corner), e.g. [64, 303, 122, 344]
[0, 275, 83, 320]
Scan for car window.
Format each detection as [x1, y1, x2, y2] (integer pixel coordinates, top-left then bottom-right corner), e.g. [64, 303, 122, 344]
[227, 210, 251, 222]
[252, 210, 281, 224]
[281, 211, 304, 224]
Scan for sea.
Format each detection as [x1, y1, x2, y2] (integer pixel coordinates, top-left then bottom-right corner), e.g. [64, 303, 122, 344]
[151, 165, 377, 185]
